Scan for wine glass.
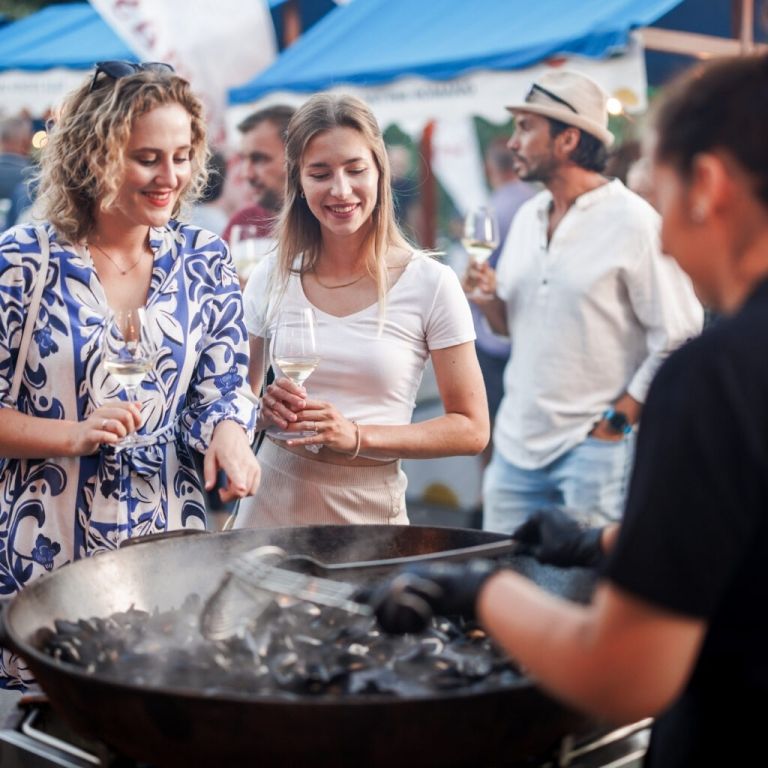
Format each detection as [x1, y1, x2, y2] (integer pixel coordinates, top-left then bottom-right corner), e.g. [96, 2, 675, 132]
[269, 307, 320, 440]
[102, 307, 157, 449]
[461, 206, 499, 266]
[230, 224, 275, 282]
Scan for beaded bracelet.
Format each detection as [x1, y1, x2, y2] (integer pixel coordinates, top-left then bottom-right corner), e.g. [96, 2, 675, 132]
[347, 420, 361, 460]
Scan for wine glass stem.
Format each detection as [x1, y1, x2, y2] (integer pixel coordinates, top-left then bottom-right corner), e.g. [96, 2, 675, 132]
[121, 387, 140, 447]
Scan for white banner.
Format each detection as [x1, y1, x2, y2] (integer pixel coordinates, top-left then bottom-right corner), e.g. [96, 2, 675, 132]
[91, 0, 277, 144]
[0, 68, 86, 117]
[432, 117, 488, 217]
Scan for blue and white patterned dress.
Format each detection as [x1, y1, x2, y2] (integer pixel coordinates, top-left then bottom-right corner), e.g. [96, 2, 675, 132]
[0, 220, 257, 687]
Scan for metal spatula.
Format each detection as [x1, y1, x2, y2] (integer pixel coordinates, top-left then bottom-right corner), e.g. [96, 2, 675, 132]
[200, 546, 372, 641]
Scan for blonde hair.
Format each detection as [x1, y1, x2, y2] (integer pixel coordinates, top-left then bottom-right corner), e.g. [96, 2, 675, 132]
[36, 68, 209, 244]
[274, 93, 412, 306]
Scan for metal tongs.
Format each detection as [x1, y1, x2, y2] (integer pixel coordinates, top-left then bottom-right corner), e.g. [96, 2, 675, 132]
[200, 537, 523, 641]
[200, 546, 371, 641]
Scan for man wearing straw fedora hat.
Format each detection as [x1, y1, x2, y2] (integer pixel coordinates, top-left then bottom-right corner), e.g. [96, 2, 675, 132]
[465, 69, 702, 533]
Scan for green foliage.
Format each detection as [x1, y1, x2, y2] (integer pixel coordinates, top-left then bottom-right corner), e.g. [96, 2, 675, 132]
[0, 0, 72, 21]
[474, 115, 515, 159]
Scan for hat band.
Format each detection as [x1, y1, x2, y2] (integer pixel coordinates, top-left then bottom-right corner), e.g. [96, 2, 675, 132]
[525, 83, 578, 114]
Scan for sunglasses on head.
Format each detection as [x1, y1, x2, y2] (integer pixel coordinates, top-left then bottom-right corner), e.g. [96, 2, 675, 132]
[526, 83, 578, 114]
[89, 61, 175, 92]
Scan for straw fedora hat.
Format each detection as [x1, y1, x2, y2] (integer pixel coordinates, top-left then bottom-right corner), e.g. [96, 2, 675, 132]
[506, 70, 615, 147]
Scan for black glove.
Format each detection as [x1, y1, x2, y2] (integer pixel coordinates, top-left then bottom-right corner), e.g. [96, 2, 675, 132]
[512, 507, 604, 568]
[366, 559, 498, 635]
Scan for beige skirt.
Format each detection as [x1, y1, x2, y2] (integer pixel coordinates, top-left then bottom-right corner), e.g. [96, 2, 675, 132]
[234, 438, 409, 528]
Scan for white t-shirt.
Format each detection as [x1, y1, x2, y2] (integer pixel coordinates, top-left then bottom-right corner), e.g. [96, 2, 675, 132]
[494, 179, 703, 469]
[243, 251, 475, 430]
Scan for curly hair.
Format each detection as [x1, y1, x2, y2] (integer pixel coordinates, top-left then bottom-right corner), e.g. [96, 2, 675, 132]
[274, 93, 412, 303]
[36, 68, 209, 244]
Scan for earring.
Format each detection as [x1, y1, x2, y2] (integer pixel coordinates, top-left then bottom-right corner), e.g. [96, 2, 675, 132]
[299, 190, 305, 199]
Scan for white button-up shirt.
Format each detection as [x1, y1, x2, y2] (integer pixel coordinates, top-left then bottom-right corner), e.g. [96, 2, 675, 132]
[494, 179, 703, 469]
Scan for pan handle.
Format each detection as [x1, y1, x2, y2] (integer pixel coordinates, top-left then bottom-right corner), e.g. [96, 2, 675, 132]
[322, 537, 523, 572]
[119, 528, 210, 549]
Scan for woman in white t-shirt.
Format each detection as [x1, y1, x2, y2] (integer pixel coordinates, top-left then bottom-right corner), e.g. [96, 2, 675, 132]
[235, 94, 488, 527]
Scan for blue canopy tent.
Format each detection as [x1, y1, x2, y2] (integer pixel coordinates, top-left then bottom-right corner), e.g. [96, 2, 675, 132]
[230, 0, 685, 118]
[0, 3, 134, 70]
[0, 1, 338, 116]
[0, 4, 134, 116]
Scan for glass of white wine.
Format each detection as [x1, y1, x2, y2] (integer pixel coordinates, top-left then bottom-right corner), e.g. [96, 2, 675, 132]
[269, 307, 320, 440]
[230, 224, 275, 282]
[462, 206, 499, 266]
[102, 307, 157, 449]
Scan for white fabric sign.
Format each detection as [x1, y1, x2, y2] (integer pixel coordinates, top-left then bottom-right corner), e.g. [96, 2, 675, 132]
[0, 68, 85, 117]
[431, 117, 488, 217]
[91, 0, 277, 143]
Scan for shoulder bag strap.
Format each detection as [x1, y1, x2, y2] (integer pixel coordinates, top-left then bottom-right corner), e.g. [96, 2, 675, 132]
[9, 225, 50, 406]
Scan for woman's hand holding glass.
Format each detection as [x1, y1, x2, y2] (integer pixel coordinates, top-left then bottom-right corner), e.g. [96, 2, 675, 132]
[260, 384, 359, 456]
[283, 398, 359, 455]
[70, 403, 143, 455]
[260, 376, 307, 432]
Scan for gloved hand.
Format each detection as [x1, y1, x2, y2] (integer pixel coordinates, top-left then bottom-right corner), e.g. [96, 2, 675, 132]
[512, 507, 604, 568]
[366, 559, 498, 635]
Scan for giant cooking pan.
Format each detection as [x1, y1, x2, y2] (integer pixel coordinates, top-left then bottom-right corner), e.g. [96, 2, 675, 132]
[0, 525, 597, 767]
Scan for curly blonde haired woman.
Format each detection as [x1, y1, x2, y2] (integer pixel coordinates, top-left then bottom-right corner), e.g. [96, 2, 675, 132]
[0, 62, 260, 687]
[237, 93, 488, 528]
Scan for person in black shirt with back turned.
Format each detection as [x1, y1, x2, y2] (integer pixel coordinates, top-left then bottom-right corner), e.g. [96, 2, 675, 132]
[369, 53, 768, 766]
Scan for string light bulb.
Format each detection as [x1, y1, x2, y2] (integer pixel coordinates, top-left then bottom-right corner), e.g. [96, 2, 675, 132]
[606, 97, 624, 116]
[31, 130, 48, 150]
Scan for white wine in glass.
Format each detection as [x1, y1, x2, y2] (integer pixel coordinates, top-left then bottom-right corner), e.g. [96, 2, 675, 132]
[272, 357, 318, 387]
[269, 307, 320, 439]
[103, 358, 153, 389]
[102, 307, 157, 448]
[462, 206, 500, 265]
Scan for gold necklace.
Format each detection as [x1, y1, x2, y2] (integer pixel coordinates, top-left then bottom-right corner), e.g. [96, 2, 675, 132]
[310, 269, 368, 290]
[88, 241, 145, 275]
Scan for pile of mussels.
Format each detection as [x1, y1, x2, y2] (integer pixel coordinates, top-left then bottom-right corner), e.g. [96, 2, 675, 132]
[34, 593, 523, 698]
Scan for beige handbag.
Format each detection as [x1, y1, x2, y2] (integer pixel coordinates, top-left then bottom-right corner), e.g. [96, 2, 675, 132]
[9, 225, 50, 405]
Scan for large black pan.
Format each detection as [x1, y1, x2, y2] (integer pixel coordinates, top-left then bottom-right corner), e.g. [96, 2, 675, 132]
[0, 525, 597, 767]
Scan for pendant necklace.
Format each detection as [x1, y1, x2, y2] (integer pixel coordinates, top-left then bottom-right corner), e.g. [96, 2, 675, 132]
[88, 241, 145, 275]
[311, 270, 368, 290]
